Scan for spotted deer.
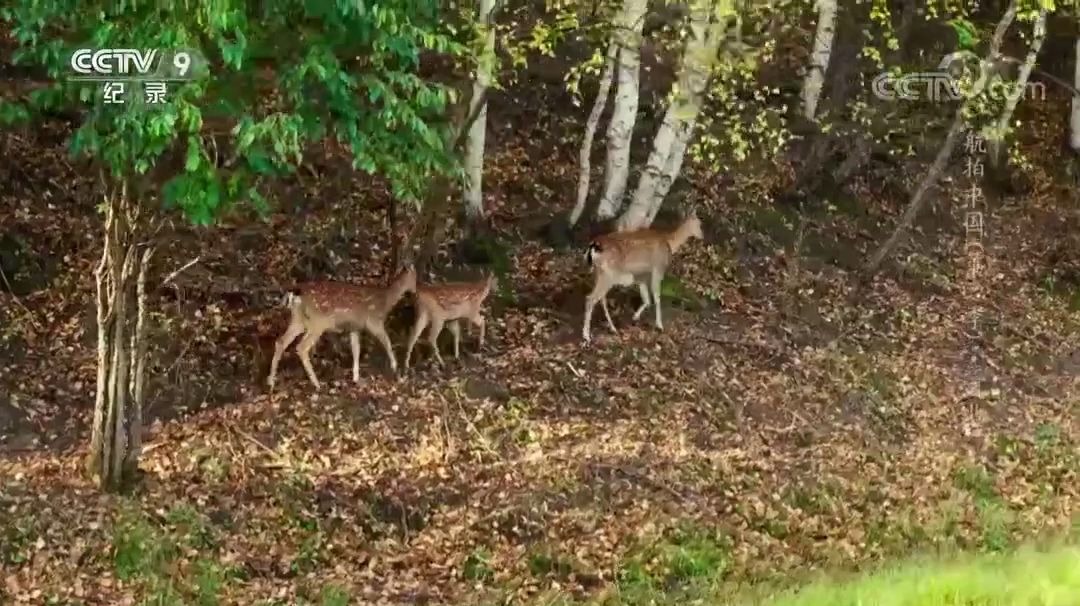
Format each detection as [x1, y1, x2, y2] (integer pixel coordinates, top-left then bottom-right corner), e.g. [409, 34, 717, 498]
[582, 210, 703, 342]
[404, 273, 496, 369]
[267, 266, 417, 390]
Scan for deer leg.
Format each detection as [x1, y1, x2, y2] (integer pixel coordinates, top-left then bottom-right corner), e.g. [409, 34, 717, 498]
[582, 275, 615, 343]
[448, 320, 461, 358]
[404, 310, 429, 370]
[350, 331, 362, 384]
[650, 269, 664, 331]
[294, 326, 328, 391]
[267, 316, 305, 390]
[474, 314, 486, 349]
[632, 282, 651, 321]
[601, 296, 617, 334]
[428, 317, 446, 365]
[366, 320, 398, 374]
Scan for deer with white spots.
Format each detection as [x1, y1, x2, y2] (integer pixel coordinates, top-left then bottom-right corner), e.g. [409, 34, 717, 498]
[404, 273, 496, 370]
[267, 266, 417, 391]
[582, 210, 703, 342]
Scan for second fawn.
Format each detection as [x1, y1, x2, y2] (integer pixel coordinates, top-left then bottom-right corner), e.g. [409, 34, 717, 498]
[267, 266, 417, 390]
[404, 273, 496, 369]
[582, 210, 703, 342]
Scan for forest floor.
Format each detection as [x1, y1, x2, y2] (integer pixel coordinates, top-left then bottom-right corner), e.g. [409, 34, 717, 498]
[2, 86, 1080, 604]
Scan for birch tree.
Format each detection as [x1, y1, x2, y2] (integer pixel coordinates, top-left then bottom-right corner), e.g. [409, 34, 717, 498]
[1073, 27, 1080, 150]
[800, 0, 837, 121]
[617, 0, 734, 231]
[988, 4, 1048, 167]
[463, 0, 499, 223]
[570, 43, 618, 227]
[595, 0, 650, 220]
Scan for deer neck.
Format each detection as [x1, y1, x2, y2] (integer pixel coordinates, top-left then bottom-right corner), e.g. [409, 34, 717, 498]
[384, 272, 412, 306]
[666, 220, 695, 253]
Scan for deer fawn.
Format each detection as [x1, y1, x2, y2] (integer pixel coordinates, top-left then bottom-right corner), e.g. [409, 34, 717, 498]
[404, 273, 496, 369]
[582, 210, 703, 342]
[267, 266, 417, 390]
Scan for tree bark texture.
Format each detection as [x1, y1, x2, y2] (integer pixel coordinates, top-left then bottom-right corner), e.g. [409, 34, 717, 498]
[618, 0, 731, 231]
[85, 178, 155, 492]
[463, 0, 497, 221]
[800, 0, 837, 122]
[570, 43, 619, 227]
[595, 0, 649, 220]
[989, 8, 1048, 166]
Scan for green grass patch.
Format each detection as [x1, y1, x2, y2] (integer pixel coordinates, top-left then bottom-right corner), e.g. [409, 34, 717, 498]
[104, 502, 347, 605]
[738, 542, 1080, 606]
[611, 523, 731, 604]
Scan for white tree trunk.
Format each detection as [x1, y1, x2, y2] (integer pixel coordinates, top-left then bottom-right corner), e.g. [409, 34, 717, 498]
[463, 0, 497, 221]
[595, 0, 649, 220]
[989, 8, 1047, 165]
[801, 0, 837, 121]
[618, 0, 731, 231]
[645, 120, 694, 225]
[570, 43, 618, 227]
[1071, 35, 1080, 151]
[85, 179, 154, 491]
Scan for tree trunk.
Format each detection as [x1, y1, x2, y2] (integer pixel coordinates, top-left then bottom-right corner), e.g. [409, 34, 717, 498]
[463, 0, 497, 223]
[800, 0, 837, 122]
[406, 86, 492, 275]
[862, 0, 1018, 278]
[617, 0, 731, 231]
[569, 42, 618, 227]
[85, 178, 155, 491]
[594, 0, 649, 220]
[988, 8, 1048, 167]
[1072, 32, 1080, 151]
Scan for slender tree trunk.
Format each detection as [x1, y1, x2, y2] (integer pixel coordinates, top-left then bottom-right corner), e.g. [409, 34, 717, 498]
[463, 0, 497, 223]
[618, 0, 731, 230]
[645, 121, 693, 225]
[1072, 33, 1080, 151]
[85, 178, 155, 491]
[801, 0, 837, 121]
[863, 0, 1018, 278]
[570, 43, 618, 227]
[988, 8, 1048, 167]
[406, 86, 492, 275]
[594, 0, 649, 220]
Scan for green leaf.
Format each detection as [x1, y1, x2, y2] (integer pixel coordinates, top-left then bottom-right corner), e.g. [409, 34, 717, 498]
[246, 148, 275, 174]
[185, 137, 201, 172]
[949, 18, 978, 50]
[0, 101, 30, 125]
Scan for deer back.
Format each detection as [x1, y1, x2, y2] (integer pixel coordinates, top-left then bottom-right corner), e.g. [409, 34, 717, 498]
[296, 282, 384, 330]
[593, 231, 672, 276]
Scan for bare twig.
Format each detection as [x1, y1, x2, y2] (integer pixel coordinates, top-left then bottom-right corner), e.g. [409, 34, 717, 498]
[161, 256, 201, 287]
[228, 423, 294, 470]
[0, 265, 42, 330]
[588, 462, 687, 502]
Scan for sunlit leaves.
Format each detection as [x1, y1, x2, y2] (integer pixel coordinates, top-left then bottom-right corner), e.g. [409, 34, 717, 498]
[949, 17, 979, 49]
[2, 0, 468, 224]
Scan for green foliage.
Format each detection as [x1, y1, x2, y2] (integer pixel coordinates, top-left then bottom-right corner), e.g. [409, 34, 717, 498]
[463, 548, 495, 582]
[948, 18, 978, 49]
[615, 523, 731, 603]
[1, 0, 467, 225]
[109, 505, 245, 605]
[317, 585, 351, 606]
